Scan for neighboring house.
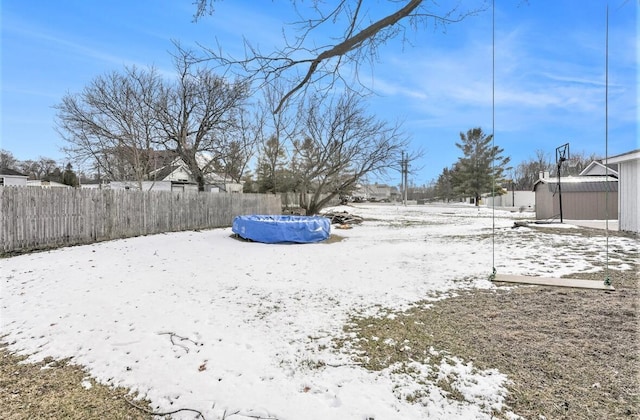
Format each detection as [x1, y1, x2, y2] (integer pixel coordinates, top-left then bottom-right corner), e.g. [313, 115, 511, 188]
[205, 172, 244, 193]
[353, 183, 394, 201]
[147, 157, 244, 193]
[533, 167, 618, 221]
[145, 160, 200, 192]
[607, 150, 639, 233]
[483, 190, 535, 210]
[91, 156, 245, 193]
[108, 180, 199, 192]
[389, 186, 400, 201]
[27, 180, 71, 188]
[79, 180, 109, 189]
[148, 161, 192, 183]
[579, 161, 619, 177]
[0, 169, 28, 186]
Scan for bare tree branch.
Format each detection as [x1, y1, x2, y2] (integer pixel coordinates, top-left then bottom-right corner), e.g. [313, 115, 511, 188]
[290, 91, 412, 214]
[194, 1, 484, 113]
[55, 46, 249, 192]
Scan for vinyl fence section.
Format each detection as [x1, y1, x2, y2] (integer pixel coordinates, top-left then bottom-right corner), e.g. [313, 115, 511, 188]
[0, 187, 281, 254]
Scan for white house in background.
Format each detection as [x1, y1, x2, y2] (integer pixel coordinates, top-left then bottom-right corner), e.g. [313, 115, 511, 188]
[579, 161, 619, 177]
[79, 180, 109, 189]
[146, 157, 244, 193]
[90, 156, 245, 193]
[352, 183, 395, 202]
[482, 190, 535, 210]
[607, 150, 639, 233]
[0, 169, 28, 186]
[27, 180, 71, 188]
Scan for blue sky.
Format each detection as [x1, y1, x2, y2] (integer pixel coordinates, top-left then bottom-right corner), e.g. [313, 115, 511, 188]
[1, 0, 637, 184]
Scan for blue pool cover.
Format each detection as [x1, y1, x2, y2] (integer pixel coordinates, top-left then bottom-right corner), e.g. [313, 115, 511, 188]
[232, 215, 331, 244]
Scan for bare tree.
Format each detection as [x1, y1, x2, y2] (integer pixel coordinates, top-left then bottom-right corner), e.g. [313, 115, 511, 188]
[511, 148, 600, 190]
[194, 0, 484, 112]
[292, 92, 411, 214]
[56, 48, 249, 192]
[212, 107, 261, 183]
[17, 160, 39, 178]
[56, 67, 162, 188]
[154, 48, 249, 191]
[38, 158, 59, 180]
[0, 150, 18, 171]
[557, 151, 600, 177]
[253, 81, 299, 193]
[513, 149, 553, 190]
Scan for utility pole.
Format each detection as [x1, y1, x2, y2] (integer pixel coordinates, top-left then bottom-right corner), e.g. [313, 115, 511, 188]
[400, 151, 404, 205]
[401, 151, 408, 205]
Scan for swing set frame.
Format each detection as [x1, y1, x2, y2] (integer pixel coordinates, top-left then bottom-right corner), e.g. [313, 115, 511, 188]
[488, 2, 614, 291]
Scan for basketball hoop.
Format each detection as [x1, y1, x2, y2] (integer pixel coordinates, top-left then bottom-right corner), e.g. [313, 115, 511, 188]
[556, 143, 570, 165]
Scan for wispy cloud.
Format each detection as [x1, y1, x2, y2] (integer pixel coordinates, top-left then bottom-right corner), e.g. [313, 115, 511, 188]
[1, 86, 60, 99]
[2, 13, 164, 73]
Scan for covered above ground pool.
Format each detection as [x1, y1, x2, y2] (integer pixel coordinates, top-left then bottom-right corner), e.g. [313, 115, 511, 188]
[232, 215, 331, 244]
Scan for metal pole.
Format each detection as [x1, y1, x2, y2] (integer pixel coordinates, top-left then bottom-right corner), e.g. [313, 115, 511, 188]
[404, 154, 408, 205]
[557, 162, 563, 223]
[401, 151, 405, 205]
[555, 143, 569, 223]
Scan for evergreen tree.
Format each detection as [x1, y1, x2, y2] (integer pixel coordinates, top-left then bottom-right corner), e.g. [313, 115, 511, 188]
[435, 166, 457, 202]
[62, 163, 79, 187]
[453, 128, 510, 206]
[255, 135, 296, 193]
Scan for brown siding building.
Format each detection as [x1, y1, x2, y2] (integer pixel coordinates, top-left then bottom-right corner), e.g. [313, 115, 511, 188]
[533, 175, 618, 221]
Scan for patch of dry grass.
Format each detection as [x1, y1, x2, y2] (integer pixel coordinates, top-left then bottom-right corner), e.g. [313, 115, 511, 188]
[335, 266, 639, 419]
[0, 342, 154, 419]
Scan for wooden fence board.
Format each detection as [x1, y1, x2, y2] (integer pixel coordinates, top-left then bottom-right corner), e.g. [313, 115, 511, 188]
[0, 188, 281, 254]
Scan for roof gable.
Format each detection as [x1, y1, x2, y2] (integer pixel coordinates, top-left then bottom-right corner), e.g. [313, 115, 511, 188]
[533, 175, 618, 192]
[579, 161, 618, 177]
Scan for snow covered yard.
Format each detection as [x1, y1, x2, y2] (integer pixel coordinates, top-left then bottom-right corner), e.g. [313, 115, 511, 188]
[1, 203, 637, 419]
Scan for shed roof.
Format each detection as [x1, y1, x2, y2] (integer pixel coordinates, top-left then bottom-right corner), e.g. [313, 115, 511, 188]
[534, 176, 618, 193]
[0, 168, 27, 177]
[607, 149, 640, 163]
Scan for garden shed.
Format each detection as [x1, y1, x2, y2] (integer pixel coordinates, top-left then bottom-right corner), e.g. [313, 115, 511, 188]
[533, 173, 617, 221]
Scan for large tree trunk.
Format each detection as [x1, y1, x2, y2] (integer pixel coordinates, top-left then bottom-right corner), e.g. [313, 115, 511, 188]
[197, 174, 205, 192]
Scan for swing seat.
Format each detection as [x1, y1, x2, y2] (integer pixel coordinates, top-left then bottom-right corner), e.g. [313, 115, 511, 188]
[494, 274, 614, 290]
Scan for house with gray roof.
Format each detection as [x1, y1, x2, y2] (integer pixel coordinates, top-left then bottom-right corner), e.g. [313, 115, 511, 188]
[92, 156, 244, 193]
[0, 168, 28, 186]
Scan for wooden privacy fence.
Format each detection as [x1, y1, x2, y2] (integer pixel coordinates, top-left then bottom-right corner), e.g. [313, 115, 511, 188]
[0, 187, 281, 254]
[279, 192, 341, 210]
